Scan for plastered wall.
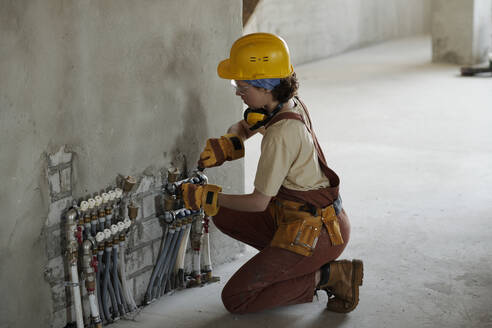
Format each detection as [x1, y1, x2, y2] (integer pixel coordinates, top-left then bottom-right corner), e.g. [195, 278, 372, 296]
[0, 1, 243, 327]
[245, 0, 431, 65]
[432, 0, 492, 64]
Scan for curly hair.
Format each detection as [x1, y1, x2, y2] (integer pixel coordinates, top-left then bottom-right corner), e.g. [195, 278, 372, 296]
[271, 72, 299, 103]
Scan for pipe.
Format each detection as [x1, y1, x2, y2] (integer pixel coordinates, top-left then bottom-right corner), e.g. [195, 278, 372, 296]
[100, 229, 113, 321]
[145, 222, 174, 303]
[103, 234, 119, 319]
[65, 209, 84, 328]
[96, 243, 106, 322]
[82, 238, 102, 327]
[92, 195, 102, 237]
[173, 212, 192, 289]
[202, 215, 213, 280]
[161, 223, 185, 295]
[70, 265, 84, 328]
[100, 192, 109, 232]
[112, 238, 126, 316]
[107, 274, 119, 318]
[165, 176, 201, 195]
[190, 211, 204, 285]
[108, 224, 124, 316]
[118, 219, 136, 312]
[105, 190, 116, 229]
[86, 198, 96, 239]
[155, 221, 182, 298]
[193, 171, 217, 283]
[121, 219, 137, 310]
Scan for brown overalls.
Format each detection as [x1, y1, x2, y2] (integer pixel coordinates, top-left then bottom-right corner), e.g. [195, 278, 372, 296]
[213, 98, 350, 314]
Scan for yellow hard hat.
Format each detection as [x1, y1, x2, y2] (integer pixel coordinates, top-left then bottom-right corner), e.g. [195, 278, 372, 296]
[217, 33, 294, 80]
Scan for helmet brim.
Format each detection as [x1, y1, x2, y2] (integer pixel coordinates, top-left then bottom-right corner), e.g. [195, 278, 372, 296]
[217, 59, 236, 79]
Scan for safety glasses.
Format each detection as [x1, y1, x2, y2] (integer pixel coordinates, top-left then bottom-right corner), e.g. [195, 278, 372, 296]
[230, 80, 251, 95]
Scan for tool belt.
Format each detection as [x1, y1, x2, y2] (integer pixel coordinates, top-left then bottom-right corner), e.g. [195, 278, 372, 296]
[270, 197, 344, 257]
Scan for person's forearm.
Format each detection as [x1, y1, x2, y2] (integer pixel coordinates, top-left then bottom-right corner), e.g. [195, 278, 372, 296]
[218, 193, 268, 212]
[227, 120, 256, 140]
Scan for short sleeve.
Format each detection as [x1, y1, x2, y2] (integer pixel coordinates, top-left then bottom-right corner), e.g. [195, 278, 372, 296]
[254, 128, 299, 196]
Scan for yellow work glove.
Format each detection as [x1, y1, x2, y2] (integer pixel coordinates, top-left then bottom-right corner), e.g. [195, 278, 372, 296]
[198, 134, 244, 169]
[181, 183, 222, 216]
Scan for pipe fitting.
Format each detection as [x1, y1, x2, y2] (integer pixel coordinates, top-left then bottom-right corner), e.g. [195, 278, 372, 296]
[114, 188, 123, 200]
[88, 198, 96, 210]
[66, 208, 78, 224]
[122, 176, 136, 193]
[102, 192, 109, 204]
[108, 190, 116, 202]
[110, 224, 119, 236]
[164, 195, 177, 211]
[194, 171, 208, 184]
[127, 202, 139, 220]
[83, 239, 93, 256]
[167, 167, 181, 183]
[80, 201, 89, 213]
[96, 232, 105, 245]
[103, 228, 112, 241]
[117, 221, 125, 234]
[94, 195, 102, 207]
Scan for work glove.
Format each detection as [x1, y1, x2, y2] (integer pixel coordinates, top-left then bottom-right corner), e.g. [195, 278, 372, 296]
[198, 134, 244, 169]
[181, 183, 222, 216]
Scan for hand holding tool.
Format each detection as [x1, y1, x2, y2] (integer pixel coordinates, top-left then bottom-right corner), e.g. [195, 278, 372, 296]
[198, 134, 244, 169]
[181, 183, 222, 216]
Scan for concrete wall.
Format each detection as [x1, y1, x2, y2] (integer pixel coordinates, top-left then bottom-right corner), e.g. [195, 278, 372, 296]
[0, 1, 243, 327]
[245, 0, 431, 65]
[432, 0, 492, 65]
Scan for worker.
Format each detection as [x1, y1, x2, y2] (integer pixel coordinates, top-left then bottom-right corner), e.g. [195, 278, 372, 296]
[181, 33, 363, 314]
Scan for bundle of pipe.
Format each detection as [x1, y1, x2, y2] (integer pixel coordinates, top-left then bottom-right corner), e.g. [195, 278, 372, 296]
[144, 168, 220, 304]
[65, 209, 85, 328]
[64, 179, 138, 327]
[194, 171, 219, 284]
[145, 209, 187, 302]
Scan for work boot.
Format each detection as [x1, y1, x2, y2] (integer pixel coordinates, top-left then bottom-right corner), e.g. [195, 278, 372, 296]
[318, 259, 363, 313]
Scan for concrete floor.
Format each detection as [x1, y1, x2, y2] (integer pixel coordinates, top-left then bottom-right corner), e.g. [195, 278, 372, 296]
[116, 36, 492, 328]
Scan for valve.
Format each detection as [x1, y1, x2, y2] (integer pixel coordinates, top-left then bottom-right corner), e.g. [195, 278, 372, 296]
[88, 198, 96, 210]
[110, 224, 119, 236]
[103, 228, 112, 241]
[117, 221, 125, 233]
[108, 190, 116, 202]
[102, 192, 109, 204]
[164, 195, 177, 211]
[114, 188, 123, 200]
[95, 232, 105, 245]
[123, 218, 131, 230]
[122, 176, 136, 193]
[80, 201, 89, 212]
[94, 195, 102, 207]
[167, 167, 181, 183]
[127, 202, 139, 220]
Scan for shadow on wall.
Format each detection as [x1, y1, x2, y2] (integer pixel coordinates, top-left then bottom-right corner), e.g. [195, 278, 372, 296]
[170, 91, 207, 173]
[133, 30, 210, 173]
[167, 31, 209, 173]
[243, 0, 261, 26]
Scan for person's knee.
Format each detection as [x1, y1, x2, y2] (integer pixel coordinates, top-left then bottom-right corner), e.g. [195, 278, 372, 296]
[221, 283, 248, 314]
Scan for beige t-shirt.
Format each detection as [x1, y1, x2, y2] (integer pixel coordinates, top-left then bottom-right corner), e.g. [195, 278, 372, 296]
[254, 98, 331, 197]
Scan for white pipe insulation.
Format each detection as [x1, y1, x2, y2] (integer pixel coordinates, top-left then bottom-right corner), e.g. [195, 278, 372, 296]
[65, 209, 84, 328]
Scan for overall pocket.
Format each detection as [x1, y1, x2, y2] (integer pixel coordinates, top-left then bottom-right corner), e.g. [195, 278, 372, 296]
[270, 208, 322, 257]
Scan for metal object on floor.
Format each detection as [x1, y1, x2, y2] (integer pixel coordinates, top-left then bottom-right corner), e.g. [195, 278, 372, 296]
[461, 55, 492, 76]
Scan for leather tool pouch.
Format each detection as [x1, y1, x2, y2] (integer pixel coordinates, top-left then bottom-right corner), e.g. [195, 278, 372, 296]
[270, 206, 323, 257]
[320, 205, 344, 246]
